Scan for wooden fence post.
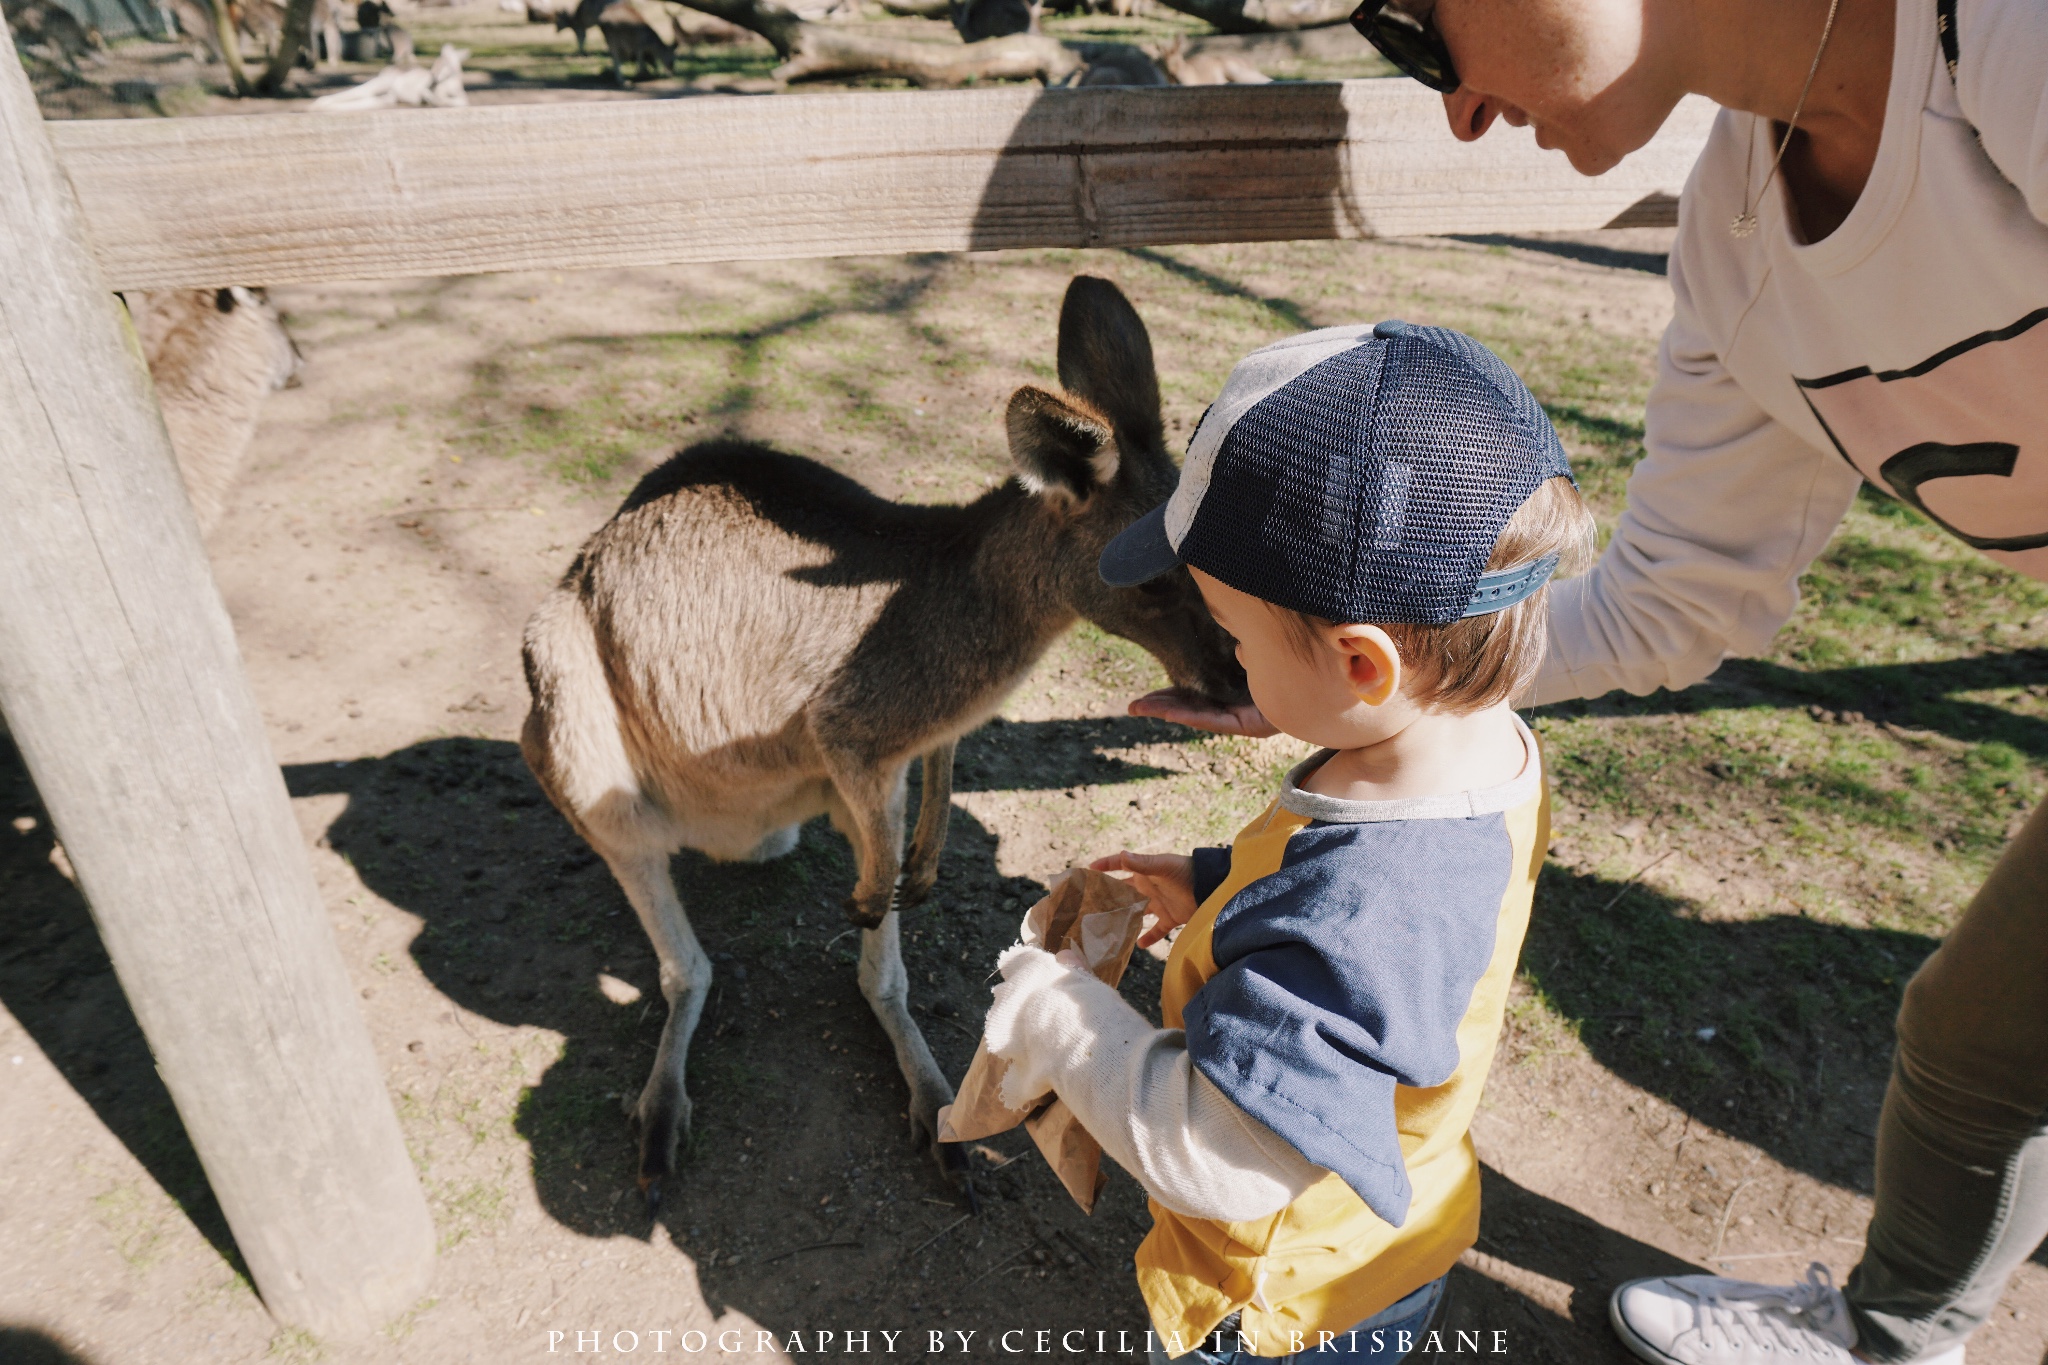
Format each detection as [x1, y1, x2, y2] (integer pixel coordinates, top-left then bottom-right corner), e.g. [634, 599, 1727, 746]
[0, 29, 434, 1338]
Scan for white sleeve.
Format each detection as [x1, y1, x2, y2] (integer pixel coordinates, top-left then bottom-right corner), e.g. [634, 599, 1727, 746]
[980, 946, 1323, 1223]
[1956, 0, 2048, 221]
[1530, 247, 1863, 704]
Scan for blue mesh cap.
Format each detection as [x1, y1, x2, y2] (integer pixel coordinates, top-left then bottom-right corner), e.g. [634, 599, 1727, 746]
[1099, 319, 1574, 626]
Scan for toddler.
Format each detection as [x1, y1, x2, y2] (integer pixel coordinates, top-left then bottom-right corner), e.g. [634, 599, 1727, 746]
[982, 320, 1595, 1362]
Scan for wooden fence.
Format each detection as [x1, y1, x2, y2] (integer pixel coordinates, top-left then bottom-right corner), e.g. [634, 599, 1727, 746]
[3, 33, 1715, 1341]
[55, 81, 1716, 290]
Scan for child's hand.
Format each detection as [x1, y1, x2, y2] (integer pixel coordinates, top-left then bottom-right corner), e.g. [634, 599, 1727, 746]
[1127, 687, 1279, 738]
[1089, 850, 1197, 949]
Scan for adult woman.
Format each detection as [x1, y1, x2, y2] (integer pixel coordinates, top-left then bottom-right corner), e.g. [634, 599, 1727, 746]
[1138, 0, 2048, 1359]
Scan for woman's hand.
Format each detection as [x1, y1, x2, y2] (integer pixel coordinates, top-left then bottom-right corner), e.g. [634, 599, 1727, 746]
[1090, 850, 1199, 948]
[1128, 687, 1279, 738]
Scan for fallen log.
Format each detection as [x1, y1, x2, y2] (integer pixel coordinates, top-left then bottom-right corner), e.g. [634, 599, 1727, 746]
[1182, 22, 1377, 63]
[675, 0, 1079, 85]
[1147, 0, 1350, 33]
[1157, 33, 1266, 83]
[779, 27, 1077, 83]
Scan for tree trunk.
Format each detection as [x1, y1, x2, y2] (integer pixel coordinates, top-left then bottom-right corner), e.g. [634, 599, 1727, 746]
[1146, 0, 1351, 32]
[206, 0, 253, 93]
[674, 0, 1080, 84]
[256, 0, 316, 92]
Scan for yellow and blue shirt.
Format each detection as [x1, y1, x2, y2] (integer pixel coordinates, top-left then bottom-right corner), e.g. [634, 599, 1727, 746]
[1137, 718, 1547, 1356]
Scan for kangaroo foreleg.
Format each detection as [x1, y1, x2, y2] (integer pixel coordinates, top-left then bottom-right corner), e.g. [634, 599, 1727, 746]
[825, 757, 908, 930]
[900, 739, 955, 909]
[859, 910, 967, 1187]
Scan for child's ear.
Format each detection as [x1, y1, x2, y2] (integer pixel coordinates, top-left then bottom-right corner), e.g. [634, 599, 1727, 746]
[1327, 624, 1401, 707]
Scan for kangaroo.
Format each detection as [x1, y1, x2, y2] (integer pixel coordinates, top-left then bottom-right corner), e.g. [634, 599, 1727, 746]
[552, 0, 607, 54]
[519, 276, 1245, 1213]
[598, 2, 673, 83]
[122, 287, 302, 533]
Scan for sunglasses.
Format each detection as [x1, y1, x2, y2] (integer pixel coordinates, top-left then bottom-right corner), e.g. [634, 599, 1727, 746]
[1350, 0, 1460, 93]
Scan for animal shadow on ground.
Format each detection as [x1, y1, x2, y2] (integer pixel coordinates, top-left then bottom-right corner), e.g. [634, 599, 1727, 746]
[280, 721, 1191, 1237]
[0, 732, 244, 1276]
[0, 1326, 97, 1365]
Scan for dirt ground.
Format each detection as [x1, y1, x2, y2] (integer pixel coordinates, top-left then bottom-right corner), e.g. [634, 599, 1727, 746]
[6, 44, 2048, 1362]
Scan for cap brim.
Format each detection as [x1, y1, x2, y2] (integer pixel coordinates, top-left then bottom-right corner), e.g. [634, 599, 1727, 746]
[1098, 502, 1180, 587]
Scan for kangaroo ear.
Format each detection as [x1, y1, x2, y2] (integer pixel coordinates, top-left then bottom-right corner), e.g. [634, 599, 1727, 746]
[1007, 386, 1116, 505]
[1055, 276, 1165, 454]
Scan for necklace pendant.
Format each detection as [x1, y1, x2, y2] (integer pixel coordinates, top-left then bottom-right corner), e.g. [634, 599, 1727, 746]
[1730, 211, 1759, 238]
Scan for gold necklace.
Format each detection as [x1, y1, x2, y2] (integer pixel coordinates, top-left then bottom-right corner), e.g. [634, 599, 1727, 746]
[1732, 0, 1845, 237]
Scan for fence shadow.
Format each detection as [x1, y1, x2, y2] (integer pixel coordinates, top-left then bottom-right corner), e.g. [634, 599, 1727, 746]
[965, 82, 1358, 258]
[0, 732, 245, 1278]
[1538, 650, 2048, 761]
[1521, 861, 1930, 1197]
[1444, 233, 1670, 276]
[1421, 1164, 1702, 1364]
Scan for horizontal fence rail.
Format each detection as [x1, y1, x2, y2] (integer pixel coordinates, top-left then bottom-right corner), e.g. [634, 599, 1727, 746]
[50, 81, 1717, 290]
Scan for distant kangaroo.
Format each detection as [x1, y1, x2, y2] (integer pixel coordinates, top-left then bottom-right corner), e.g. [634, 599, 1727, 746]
[597, 1, 674, 83]
[520, 276, 1246, 1211]
[555, 0, 607, 53]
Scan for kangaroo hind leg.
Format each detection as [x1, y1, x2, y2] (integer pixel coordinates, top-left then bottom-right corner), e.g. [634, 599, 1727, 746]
[602, 846, 712, 1218]
[521, 592, 708, 1217]
[899, 739, 955, 909]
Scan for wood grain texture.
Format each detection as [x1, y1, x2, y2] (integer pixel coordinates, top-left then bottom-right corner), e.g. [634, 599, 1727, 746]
[0, 25, 434, 1337]
[51, 81, 1714, 289]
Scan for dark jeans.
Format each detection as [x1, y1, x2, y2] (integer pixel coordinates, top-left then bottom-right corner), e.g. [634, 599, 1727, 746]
[1845, 795, 2048, 1361]
[1148, 1273, 1447, 1363]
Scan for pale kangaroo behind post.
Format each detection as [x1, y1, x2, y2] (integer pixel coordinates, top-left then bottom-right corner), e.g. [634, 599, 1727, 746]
[519, 276, 1247, 1213]
[123, 287, 302, 533]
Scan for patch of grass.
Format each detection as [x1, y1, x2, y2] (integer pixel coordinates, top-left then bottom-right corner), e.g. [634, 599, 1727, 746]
[457, 261, 965, 488]
[384, 1297, 441, 1341]
[433, 1173, 510, 1250]
[266, 1326, 323, 1363]
[1071, 621, 1171, 697]
[90, 1181, 171, 1270]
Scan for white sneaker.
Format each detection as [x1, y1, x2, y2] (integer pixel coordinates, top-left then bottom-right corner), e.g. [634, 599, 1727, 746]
[1609, 1264, 1970, 1365]
[1610, 1263, 1863, 1364]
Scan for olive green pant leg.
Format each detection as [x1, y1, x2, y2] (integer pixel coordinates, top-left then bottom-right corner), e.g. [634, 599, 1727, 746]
[1845, 793, 2048, 1362]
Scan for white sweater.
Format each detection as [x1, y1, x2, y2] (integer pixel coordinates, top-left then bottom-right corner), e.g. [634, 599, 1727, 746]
[1534, 0, 2048, 705]
[984, 946, 1324, 1223]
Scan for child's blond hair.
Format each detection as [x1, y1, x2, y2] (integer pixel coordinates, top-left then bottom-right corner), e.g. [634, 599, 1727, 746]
[1278, 476, 1596, 714]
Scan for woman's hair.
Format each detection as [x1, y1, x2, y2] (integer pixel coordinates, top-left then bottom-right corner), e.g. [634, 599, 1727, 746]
[1277, 475, 1597, 714]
